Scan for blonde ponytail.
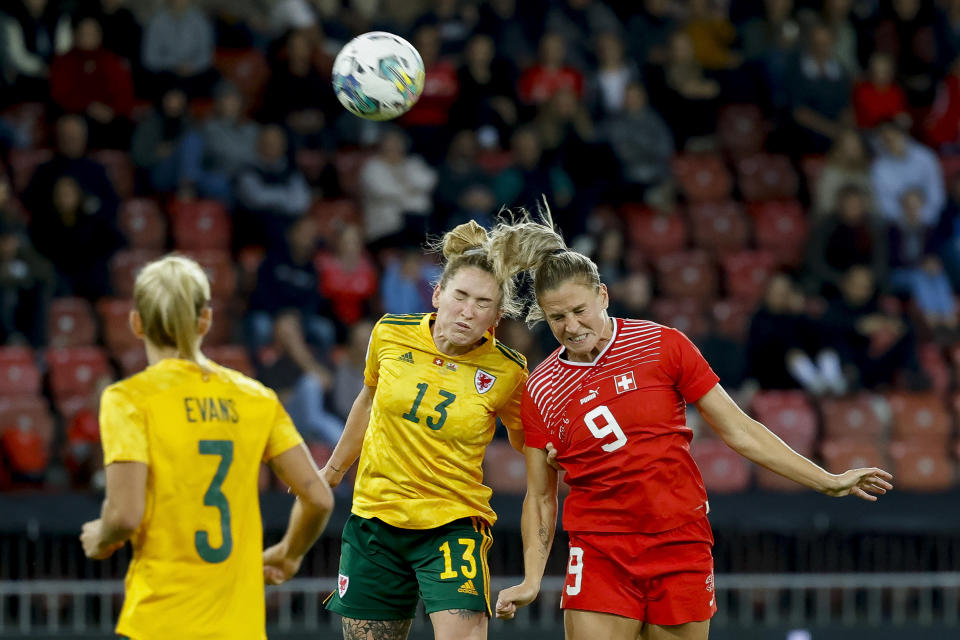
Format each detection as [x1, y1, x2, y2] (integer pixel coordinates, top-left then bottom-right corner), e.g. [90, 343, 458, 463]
[133, 254, 211, 363]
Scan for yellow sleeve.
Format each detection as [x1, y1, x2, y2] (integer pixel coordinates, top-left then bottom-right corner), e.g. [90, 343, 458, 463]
[264, 392, 304, 462]
[100, 385, 148, 465]
[496, 369, 528, 432]
[363, 321, 383, 387]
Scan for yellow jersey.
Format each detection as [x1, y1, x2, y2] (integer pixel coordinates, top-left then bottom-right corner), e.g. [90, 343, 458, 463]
[352, 313, 528, 529]
[99, 358, 303, 640]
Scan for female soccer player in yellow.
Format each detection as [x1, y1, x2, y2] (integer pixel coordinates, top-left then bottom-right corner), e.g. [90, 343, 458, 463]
[322, 221, 528, 640]
[79, 254, 334, 640]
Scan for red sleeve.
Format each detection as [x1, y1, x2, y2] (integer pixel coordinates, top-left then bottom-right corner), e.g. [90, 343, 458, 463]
[521, 387, 550, 449]
[50, 55, 78, 112]
[107, 55, 135, 117]
[665, 327, 719, 403]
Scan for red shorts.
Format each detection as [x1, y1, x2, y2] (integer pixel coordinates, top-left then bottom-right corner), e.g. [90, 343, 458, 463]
[561, 516, 716, 626]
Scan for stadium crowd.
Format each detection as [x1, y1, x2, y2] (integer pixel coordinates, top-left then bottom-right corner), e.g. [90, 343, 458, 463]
[0, 0, 957, 493]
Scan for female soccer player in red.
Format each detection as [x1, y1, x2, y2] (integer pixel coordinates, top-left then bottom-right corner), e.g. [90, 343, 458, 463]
[490, 215, 893, 640]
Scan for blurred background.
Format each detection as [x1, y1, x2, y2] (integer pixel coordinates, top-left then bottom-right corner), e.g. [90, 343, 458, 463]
[0, 0, 958, 638]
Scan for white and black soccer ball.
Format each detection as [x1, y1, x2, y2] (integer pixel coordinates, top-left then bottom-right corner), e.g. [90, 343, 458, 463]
[332, 31, 425, 121]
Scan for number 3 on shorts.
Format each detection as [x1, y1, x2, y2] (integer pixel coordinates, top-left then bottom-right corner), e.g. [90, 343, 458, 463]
[566, 546, 584, 596]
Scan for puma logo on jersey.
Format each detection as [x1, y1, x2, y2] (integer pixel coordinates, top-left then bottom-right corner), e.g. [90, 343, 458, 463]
[579, 388, 599, 404]
[399, 352, 415, 364]
[458, 579, 478, 595]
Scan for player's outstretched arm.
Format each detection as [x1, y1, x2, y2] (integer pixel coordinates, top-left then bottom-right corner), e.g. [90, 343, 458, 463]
[321, 384, 374, 488]
[695, 384, 893, 501]
[496, 445, 559, 620]
[264, 443, 334, 585]
[80, 461, 147, 559]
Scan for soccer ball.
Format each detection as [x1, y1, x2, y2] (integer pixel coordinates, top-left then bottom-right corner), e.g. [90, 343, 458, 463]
[332, 31, 425, 121]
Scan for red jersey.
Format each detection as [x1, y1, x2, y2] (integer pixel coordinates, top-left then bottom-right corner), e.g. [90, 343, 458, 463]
[522, 319, 719, 533]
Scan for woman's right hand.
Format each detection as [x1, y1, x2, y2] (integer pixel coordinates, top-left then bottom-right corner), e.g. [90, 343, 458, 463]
[495, 581, 540, 619]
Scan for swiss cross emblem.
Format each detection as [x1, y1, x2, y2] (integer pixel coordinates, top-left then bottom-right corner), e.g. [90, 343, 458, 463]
[615, 371, 637, 394]
[475, 368, 496, 394]
[338, 573, 349, 597]
[433, 357, 444, 367]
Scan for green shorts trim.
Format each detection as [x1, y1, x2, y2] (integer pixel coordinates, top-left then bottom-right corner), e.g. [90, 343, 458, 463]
[325, 514, 493, 620]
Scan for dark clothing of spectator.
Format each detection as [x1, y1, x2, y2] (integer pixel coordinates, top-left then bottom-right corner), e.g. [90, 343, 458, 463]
[141, 4, 218, 98]
[259, 61, 333, 147]
[873, 4, 938, 106]
[250, 244, 323, 318]
[626, 6, 678, 66]
[888, 223, 939, 270]
[235, 155, 311, 249]
[807, 216, 888, 295]
[1, 1, 72, 102]
[643, 65, 720, 148]
[783, 53, 851, 154]
[94, 3, 141, 67]
[450, 59, 517, 140]
[746, 308, 822, 389]
[22, 154, 119, 222]
[0, 222, 54, 348]
[130, 108, 195, 195]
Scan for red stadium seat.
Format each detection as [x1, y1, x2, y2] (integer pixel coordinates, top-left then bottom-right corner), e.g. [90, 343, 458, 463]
[181, 250, 238, 299]
[116, 347, 148, 377]
[119, 199, 167, 250]
[205, 345, 254, 377]
[750, 391, 818, 455]
[736, 154, 799, 202]
[820, 439, 888, 474]
[97, 298, 139, 355]
[654, 250, 718, 300]
[672, 154, 733, 202]
[55, 392, 98, 422]
[722, 250, 776, 303]
[110, 249, 163, 297]
[47, 347, 112, 400]
[0, 395, 53, 444]
[918, 344, 951, 397]
[0, 346, 34, 365]
[689, 201, 750, 257]
[309, 198, 362, 241]
[889, 441, 956, 491]
[651, 298, 708, 339]
[0, 354, 41, 396]
[169, 199, 232, 251]
[748, 201, 808, 267]
[48, 297, 97, 348]
[691, 438, 751, 493]
[8, 148, 52, 193]
[0, 420, 49, 478]
[335, 148, 374, 197]
[483, 440, 527, 494]
[886, 392, 952, 445]
[625, 206, 689, 260]
[718, 104, 767, 158]
[940, 154, 960, 184]
[820, 394, 886, 441]
[710, 298, 753, 342]
[90, 150, 134, 199]
[214, 48, 270, 109]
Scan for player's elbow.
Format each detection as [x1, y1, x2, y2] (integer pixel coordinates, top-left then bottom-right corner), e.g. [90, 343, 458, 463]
[104, 502, 143, 539]
[301, 478, 335, 515]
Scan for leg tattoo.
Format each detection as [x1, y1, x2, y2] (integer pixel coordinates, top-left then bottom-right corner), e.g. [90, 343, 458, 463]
[341, 617, 414, 640]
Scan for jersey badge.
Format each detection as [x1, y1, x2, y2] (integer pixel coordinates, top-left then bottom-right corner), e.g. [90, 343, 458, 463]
[614, 371, 637, 394]
[338, 573, 349, 598]
[446, 362, 458, 372]
[433, 357, 444, 367]
[399, 352, 415, 364]
[578, 388, 599, 404]
[475, 368, 496, 394]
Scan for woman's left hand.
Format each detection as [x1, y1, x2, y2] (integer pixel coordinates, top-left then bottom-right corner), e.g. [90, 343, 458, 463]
[80, 519, 123, 559]
[825, 468, 894, 501]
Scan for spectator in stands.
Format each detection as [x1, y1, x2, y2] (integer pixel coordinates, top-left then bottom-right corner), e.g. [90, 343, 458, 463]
[130, 87, 196, 197]
[813, 128, 874, 217]
[0, 198, 54, 348]
[644, 30, 721, 150]
[748, 272, 847, 394]
[817, 0, 859, 75]
[190, 81, 259, 204]
[141, 0, 218, 98]
[807, 184, 888, 297]
[260, 29, 332, 151]
[935, 0, 960, 75]
[23, 114, 118, 221]
[935, 171, 960, 288]
[586, 31, 639, 118]
[684, 0, 741, 71]
[493, 127, 573, 219]
[62, 408, 102, 488]
[782, 21, 852, 155]
[50, 16, 134, 150]
[235, 125, 312, 249]
[0, 0, 72, 102]
[316, 223, 378, 338]
[873, 0, 938, 107]
[433, 130, 489, 225]
[544, 0, 623, 71]
[380, 250, 441, 315]
[447, 183, 498, 231]
[607, 270, 653, 320]
[399, 23, 459, 163]
[853, 53, 909, 130]
[821, 264, 921, 389]
[591, 226, 630, 287]
[888, 190, 958, 333]
[924, 56, 960, 149]
[475, 0, 537, 69]
[359, 127, 437, 252]
[93, 0, 141, 70]
[870, 120, 944, 226]
[517, 32, 584, 107]
[738, 0, 800, 109]
[599, 81, 674, 203]
[531, 87, 597, 187]
[626, 0, 678, 66]
[450, 33, 518, 148]
[415, 0, 476, 56]
[248, 215, 335, 352]
[331, 319, 374, 421]
[29, 175, 124, 300]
